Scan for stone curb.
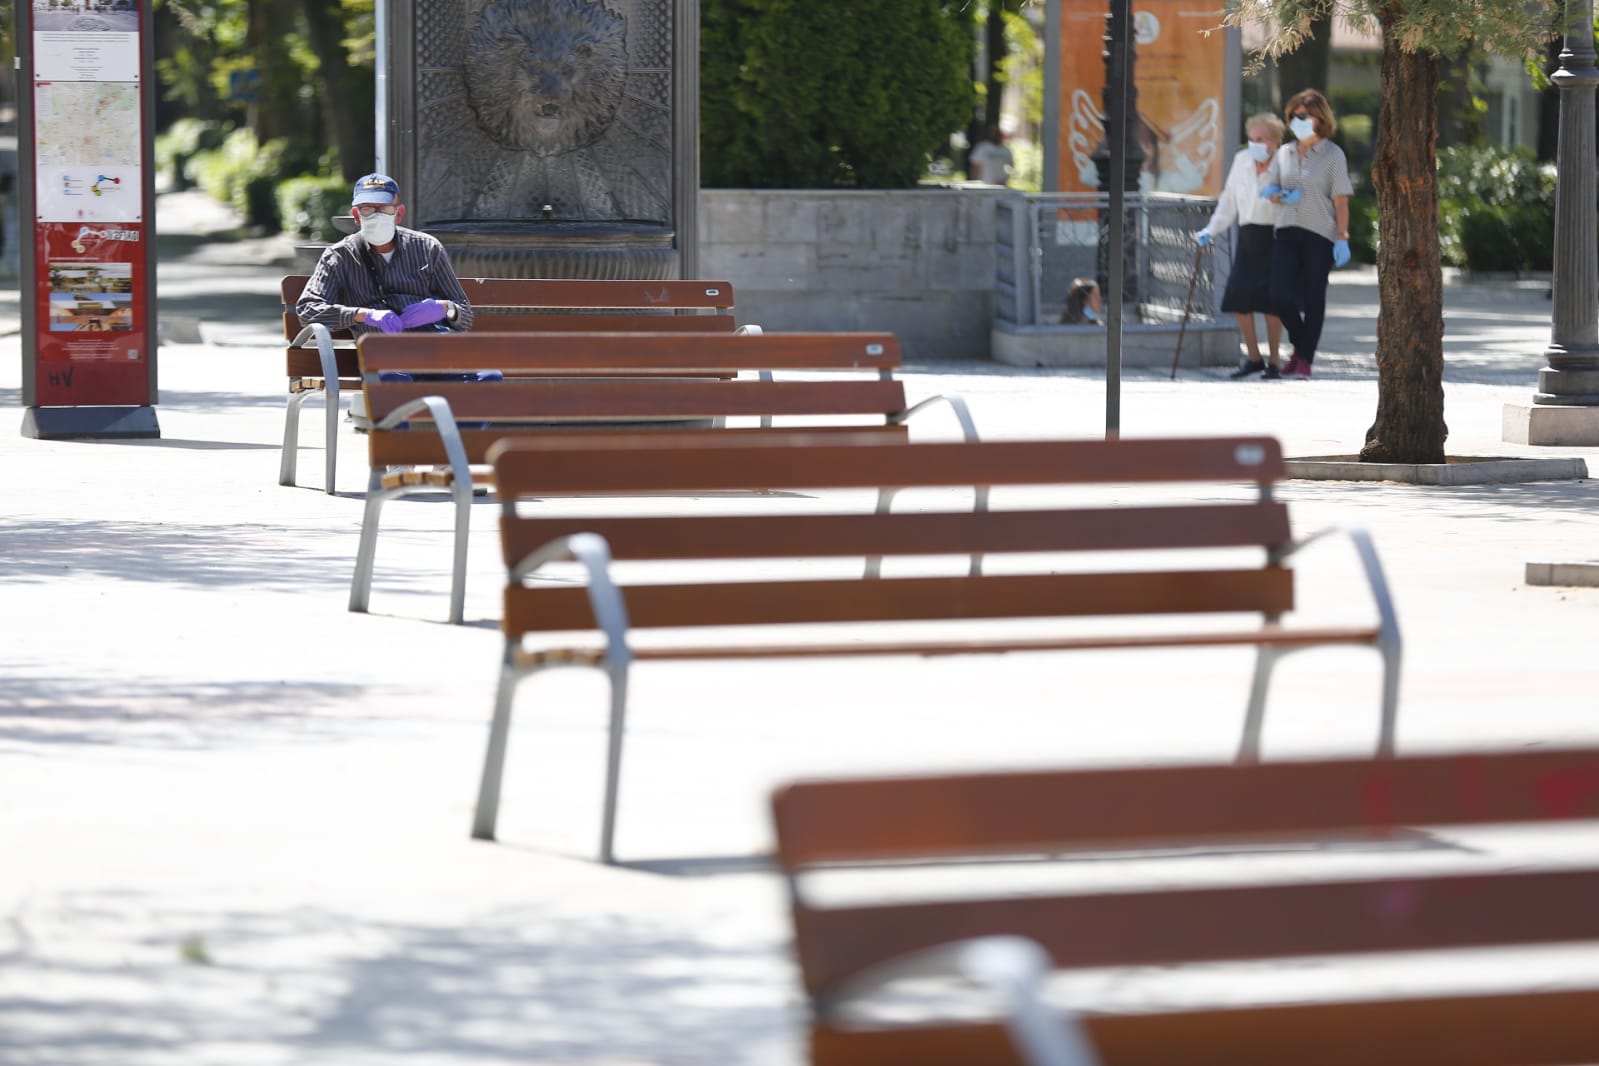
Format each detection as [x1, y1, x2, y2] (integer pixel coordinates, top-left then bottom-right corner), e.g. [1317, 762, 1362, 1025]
[1525, 561, 1599, 587]
[1286, 456, 1589, 485]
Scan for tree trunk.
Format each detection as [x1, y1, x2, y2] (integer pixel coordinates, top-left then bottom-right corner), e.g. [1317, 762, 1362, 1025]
[301, 0, 373, 182]
[1362, 23, 1446, 464]
[246, 0, 303, 142]
[984, 0, 1006, 133]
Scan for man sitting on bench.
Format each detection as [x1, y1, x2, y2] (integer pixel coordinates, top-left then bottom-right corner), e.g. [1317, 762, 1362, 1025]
[295, 172, 475, 337]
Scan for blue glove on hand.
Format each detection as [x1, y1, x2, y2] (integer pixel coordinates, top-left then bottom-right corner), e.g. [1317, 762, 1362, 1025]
[1278, 187, 1303, 205]
[366, 309, 403, 334]
[1194, 230, 1212, 248]
[1260, 183, 1282, 200]
[400, 299, 449, 328]
[1333, 239, 1351, 268]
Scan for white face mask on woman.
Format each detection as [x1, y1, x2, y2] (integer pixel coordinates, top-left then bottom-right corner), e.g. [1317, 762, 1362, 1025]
[1290, 116, 1316, 141]
[1247, 140, 1271, 163]
[359, 212, 397, 246]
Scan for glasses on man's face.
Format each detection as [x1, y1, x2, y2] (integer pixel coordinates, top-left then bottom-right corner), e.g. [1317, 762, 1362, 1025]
[355, 204, 398, 216]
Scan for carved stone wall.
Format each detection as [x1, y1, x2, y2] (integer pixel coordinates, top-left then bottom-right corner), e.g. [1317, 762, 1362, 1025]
[391, 0, 694, 279]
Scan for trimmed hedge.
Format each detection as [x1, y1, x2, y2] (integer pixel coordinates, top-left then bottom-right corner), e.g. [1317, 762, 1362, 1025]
[1436, 145, 1555, 273]
[701, 0, 975, 188]
[277, 175, 352, 242]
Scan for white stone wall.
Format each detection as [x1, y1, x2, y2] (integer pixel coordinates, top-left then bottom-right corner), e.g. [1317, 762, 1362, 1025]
[697, 186, 1005, 362]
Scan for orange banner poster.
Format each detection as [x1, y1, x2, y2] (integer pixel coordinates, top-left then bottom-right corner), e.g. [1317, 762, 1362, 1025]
[1057, 0, 1228, 195]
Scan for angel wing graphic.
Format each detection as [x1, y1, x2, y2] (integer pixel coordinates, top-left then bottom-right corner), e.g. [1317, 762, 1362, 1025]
[1067, 89, 1106, 190]
[1157, 97, 1221, 193]
[1067, 90, 1222, 194]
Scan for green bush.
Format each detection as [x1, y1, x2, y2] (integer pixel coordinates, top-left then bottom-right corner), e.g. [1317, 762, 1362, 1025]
[154, 118, 228, 191]
[701, 0, 975, 187]
[277, 175, 351, 242]
[1436, 144, 1555, 273]
[1347, 192, 1377, 264]
[186, 127, 324, 231]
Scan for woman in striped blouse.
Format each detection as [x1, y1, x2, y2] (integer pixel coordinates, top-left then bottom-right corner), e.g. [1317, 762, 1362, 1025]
[1261, 90, 1354, 379]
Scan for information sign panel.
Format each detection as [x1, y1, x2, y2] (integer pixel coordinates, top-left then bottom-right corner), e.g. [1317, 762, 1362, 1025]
[19, 0, 159, 439]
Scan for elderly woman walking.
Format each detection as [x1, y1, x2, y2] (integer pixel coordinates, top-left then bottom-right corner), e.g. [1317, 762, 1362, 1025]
[1262, 89, 1354, 379]
[1196, 112, 1286, 379]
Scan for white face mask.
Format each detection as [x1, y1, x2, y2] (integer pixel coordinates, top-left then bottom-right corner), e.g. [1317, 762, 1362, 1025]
[359, 212, 397, 246]
[1247, 140, 1271, 163]
[1290, 117, 1316, 141]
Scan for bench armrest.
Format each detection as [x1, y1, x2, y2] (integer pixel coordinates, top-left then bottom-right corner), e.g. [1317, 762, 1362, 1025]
[375, 395, 474, 486]
[822, 935, 1102, 1066]
[891, 392, 980, 442]
[1280, 524, 1402, 659]
[735, 323, 763, 335]
[510, 532, 634, 668]
[289, 322, 340, 384]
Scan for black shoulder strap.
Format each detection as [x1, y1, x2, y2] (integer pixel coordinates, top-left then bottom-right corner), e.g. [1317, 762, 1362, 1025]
[357, 239, 404, 314]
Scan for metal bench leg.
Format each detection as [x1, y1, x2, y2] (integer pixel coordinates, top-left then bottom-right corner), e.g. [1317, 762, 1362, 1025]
[348, 474, 388, 613]
[323, 378, 341, 495]
[448, 480, 473, 625]
[1236, 644, 1284, 763]
[472, 661, 522, 841]
[1376, 641, 1402, 757]
[598, 664, 632, 865]
[280, 389, 312, 487]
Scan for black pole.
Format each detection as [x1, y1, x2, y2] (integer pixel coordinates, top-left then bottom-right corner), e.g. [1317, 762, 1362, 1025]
[1104, 0, 1133, 436]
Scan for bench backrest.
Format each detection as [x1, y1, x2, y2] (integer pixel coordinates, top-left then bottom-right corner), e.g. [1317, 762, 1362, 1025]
[489, 435, 1292, 641]
[772, 747, 1599, 1065]
[361, 332, 907, 468]
[280, 275, 739, 379]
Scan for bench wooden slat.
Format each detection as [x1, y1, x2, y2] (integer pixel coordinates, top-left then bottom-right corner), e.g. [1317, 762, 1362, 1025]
[287, 348, 364, 379]
[811, 987, 1599, 1066]
[359, 331, 900, 372]
[488, 436, 1285, 496]
[457, 277, 735, 309]
[467, 312, 736, 332]
[368, 424, 910, 468]
[363, 379, 910, 422]
[499, 503, 1293, 567]
[771, 748, 1599, 867]
[794, 867, 1599, 994]
[504, 568, 1294, 635]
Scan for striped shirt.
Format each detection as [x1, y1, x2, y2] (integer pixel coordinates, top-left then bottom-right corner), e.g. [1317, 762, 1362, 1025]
[1202, 147, 1281, 239]
[1264, 139, 1353, 243]
[296, 227, 475, 335]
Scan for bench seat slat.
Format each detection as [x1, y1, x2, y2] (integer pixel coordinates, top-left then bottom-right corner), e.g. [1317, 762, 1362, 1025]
[489, 436, 1286, 495]
[287, 349, 364, 379]
[811, 987, 1599, 1066]
[359, 331, 900, 372]
[468, 312, 736, 332]
[499, 503, 1293, 566]
[363, 379, 910, 422]
[369, 425, 909, 468]
[771, 748, 1599, 867]
[516, 625, 1379, 668]
[794, 868, 1599, 994]
[504, 568, 1294, 634]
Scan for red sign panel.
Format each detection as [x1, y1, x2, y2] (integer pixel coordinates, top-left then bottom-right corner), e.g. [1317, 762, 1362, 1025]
[32, 221, 150, 406]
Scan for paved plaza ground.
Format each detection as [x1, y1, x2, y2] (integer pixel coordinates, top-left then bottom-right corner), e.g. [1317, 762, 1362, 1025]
[1, 192, 1598, 1064]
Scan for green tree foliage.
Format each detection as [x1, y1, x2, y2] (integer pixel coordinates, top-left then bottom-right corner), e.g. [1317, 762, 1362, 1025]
[701, 0, 975, 187]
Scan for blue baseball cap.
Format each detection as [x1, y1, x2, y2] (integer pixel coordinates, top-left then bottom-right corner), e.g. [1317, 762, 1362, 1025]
[352, 173, 400, 206]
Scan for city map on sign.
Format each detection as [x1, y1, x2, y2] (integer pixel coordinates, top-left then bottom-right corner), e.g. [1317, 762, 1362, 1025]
[34, 81, 139, 169]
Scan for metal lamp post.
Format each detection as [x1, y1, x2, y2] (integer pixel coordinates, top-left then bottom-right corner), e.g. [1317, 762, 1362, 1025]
[1505, 0, 1599, 444]
[1091, 0, 1143, 435]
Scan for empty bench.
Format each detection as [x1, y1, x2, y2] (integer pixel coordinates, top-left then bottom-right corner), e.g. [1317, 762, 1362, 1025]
[772, 746, 1599, 1065]
[472, 434, 1401, 863]
[278, 275, 744, 492]
[349, 329, 977, 625]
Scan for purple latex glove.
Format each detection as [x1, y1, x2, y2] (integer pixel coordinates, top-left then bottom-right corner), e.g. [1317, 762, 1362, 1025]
[400, 299, 448, 328]
[366, 309, 404, 334]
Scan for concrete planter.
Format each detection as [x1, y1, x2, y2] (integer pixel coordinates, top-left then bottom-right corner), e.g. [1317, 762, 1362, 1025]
[698, 186, 1004, 362]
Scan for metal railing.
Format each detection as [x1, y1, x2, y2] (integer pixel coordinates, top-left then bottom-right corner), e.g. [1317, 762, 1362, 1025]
[996, 192, 1232, 328]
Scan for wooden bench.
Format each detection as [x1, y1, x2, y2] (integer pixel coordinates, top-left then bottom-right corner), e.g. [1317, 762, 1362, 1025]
[472, 434, 1401, 863]
[349, 329, 976, 625]
[771, 747, 1599, 1065]
[278, 275, 743, 493]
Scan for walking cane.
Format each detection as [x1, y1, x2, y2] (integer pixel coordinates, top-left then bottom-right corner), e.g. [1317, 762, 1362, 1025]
[1169, 243, 1207, 380]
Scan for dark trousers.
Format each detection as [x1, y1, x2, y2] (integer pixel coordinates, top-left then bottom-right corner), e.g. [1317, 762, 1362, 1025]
[1269, 226, 1333, 364]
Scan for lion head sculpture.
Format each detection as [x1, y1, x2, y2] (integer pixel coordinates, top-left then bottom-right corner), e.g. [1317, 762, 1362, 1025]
[465, 0, 628, 158]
